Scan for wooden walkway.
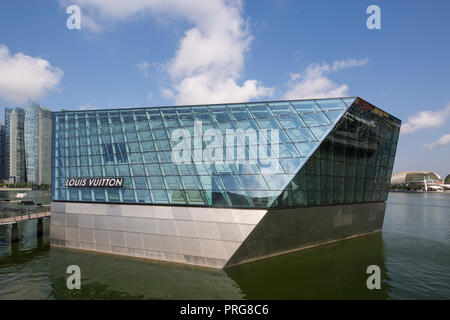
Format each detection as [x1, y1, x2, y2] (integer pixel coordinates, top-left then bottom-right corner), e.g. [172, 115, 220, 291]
[0, 206, 51, 225]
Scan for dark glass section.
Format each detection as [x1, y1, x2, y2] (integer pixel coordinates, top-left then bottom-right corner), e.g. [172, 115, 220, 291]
[273, 98, 401, 207]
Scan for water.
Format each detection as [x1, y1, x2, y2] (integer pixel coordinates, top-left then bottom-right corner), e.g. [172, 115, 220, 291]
[0, 192, 449, 299]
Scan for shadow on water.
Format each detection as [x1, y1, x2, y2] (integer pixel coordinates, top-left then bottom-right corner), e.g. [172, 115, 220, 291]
[225, 232, 391, 300]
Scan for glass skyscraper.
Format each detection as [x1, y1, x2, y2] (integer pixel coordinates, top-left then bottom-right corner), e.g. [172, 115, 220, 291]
[25, 102, 52, 185]
[0, 123, 6, 181]
[9, 108, 26, 183]
[50, 97, 401, 268]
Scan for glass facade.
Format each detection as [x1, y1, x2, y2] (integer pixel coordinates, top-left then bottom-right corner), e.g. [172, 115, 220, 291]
[25, 103, 40, 183]
[9, 108, 26, 183]
[25, 103, 53, 185]
[51, 97, 401, 208]
[0, 124, 6, 180]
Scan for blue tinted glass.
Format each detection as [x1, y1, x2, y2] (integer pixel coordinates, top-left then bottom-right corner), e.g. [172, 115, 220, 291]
[316, 99, 347, 110]
[249, 105, 273, 118]
[263, 174, 293, 191]
[191, 106, 208, 113]
[268, 102, 296, 115]
[278, 115, 306, 129]
[324, 109, 345, 123]
[136, 190, 151, 203]
[256, 117, 281, 130]
[295, 142, 319, 157]
[186, 190, 205, 205]
[301, 112, 331, 127]
[182, 176, 202, 189]
[276, 143, 301, 158]
[179, 114, 195, 126]
[310, 126, 331, 140]
[196, 113, 213, 122]
[176, 107, 192, 114]
[240, 175, 268, 190]
[168, 190, 187, 204]
[152, 190, 168, 204]
[286, 127, 316, 142]
[165, 176, 183, 189]
[341, 97, 356, 107]
[212, 111, 232, 122]
[220, 175, 244, 191]
[280, 158, 306, 173]
[291, 100, 321, 113]
[230, 108, 252, 120]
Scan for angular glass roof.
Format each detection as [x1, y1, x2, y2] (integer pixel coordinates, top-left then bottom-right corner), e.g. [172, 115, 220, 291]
[52, 96, 402, 208]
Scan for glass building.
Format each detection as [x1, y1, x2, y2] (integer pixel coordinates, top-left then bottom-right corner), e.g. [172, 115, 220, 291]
[25, 102, 52, 185]
[50, 97, 401, 268]
[0, 123, 6, 181]
[9, 107, 26, 183]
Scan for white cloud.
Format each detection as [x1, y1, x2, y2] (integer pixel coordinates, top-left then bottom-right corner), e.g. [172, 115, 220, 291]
[401, 104, 450, 134]
[146, 92, 153, 100]
[0, 45, 63, 104]
[138, 61, 151, 78]
[284, 58, 368, 100]
[425, 133, 450, 149]
[62, 0, 273, 104]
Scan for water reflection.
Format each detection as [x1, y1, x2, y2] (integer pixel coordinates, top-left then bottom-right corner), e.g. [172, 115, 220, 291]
[1, 192, 449, 299]
[45, 232, 389, 300]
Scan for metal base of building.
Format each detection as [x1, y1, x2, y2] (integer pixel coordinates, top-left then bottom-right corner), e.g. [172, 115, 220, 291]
[50, 201, 386, 269]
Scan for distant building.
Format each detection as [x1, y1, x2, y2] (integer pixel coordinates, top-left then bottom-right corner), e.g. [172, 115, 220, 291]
[24, 102, 52, 185]
[0, 123, 6, 181]
[9, 108, 26, 183]
[4, 107, 13, 180]
[391, 171, 443, 186]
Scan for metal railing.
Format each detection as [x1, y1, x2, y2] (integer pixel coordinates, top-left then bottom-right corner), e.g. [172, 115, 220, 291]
[0, 205, 51, 224]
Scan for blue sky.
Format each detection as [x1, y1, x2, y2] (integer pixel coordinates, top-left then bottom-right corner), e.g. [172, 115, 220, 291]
[0, 0, 449, 177]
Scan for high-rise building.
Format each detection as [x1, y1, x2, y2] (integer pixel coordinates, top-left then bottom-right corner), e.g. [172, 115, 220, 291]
[50, 97, 401, 268]
[0, 123, 6, 181]
[4, 107, 12, 180]
[9, 108, 26, 183]
[25, 102, 52, 185]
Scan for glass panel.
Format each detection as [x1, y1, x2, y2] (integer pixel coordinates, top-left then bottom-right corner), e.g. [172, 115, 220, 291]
[278, 115, 306, 129]
[291, 100, 321, 113]
[186, 190, 205, 205]
[268, 102, 296, 116]
[295, 142, 319, 158]
[212, 110, 232, 122]
[316, 99, 347, 110]
[168, 190, 187, 204]
[240, 175, 268, 190]
[310, 126, 331, 140]
[301, 112, 331, 127]
[286, 127, 316, 142]
[256, 117, 281, 130]
[152, 190, 168, 204]
[324, 109, 345, 123]
[230, 108, 252, 120]
[342, 97, 356, 107]
[249, 105, 273, 118]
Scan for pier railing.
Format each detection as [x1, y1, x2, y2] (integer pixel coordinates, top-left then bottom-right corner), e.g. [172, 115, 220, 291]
[0, 205, 51, 225]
